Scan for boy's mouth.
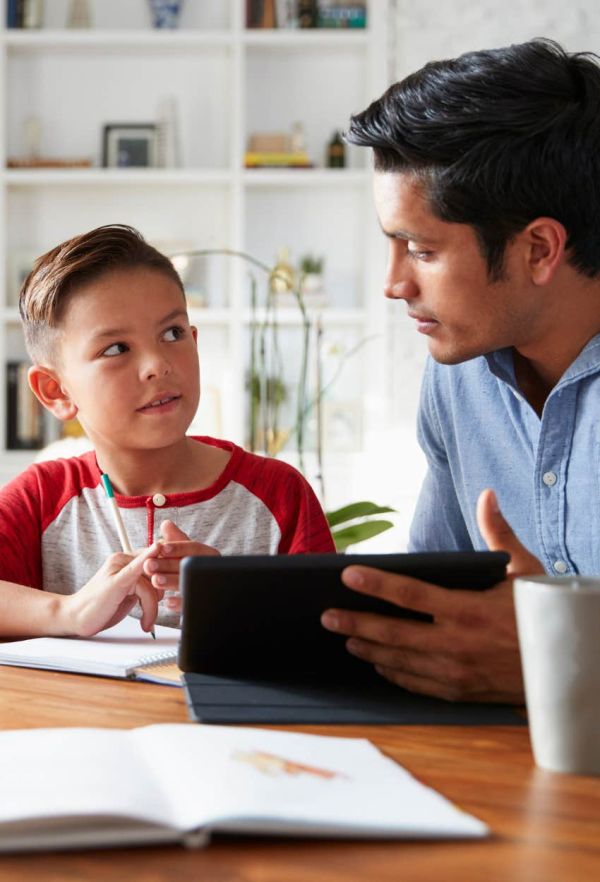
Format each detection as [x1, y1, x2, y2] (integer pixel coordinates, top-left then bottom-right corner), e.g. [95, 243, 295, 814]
[137, 394, 182, 413]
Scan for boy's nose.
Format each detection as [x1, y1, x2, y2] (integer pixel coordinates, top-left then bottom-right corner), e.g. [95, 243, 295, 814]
[141, 352, 172, 381]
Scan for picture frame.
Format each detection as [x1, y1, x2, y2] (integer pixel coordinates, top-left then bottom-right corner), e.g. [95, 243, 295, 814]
[102, 124, 158, 168]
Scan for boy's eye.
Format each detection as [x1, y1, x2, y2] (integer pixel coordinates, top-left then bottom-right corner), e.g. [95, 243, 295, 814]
[163, 325, 185, 342]
[102, 342, 128, 357]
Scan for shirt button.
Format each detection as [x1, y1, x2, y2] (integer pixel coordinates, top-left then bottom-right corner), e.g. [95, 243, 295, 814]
[542, 471, 557, 487]
[553, 560, 568, 574]
[152, 493, 166, 507]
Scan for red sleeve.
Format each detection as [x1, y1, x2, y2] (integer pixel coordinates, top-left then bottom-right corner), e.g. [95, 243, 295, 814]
[230, 450, 335, 554]
[0, 466, 45, 589]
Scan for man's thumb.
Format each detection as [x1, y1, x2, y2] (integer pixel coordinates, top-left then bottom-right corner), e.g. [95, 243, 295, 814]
[160, 519, 189, 542]
[476, 488, 544, 576]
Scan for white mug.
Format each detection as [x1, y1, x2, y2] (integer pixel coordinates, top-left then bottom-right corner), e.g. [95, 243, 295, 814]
[514, 575, 600, 775]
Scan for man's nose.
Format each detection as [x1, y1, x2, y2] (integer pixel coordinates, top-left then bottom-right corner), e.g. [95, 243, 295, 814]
[383, 278, 419, 301]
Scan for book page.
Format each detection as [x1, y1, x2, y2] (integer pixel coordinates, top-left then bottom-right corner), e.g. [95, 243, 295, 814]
[133, 725, 487, 838]
[0, 619, 178, 677]
[0, 728, 175, 839]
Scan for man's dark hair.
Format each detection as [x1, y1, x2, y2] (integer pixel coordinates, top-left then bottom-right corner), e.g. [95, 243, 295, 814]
[346, 38, 600, 279]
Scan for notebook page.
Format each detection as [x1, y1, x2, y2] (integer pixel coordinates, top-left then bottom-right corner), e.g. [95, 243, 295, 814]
[0, 619, 178, 677]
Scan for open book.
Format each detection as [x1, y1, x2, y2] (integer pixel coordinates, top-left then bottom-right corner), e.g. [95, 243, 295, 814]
[0, 724, 487, 852]
[0, 618, 180, 684]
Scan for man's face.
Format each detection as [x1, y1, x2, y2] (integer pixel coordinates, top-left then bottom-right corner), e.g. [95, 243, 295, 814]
[374, 172, 540, 364]
[55, 268, 200, 454]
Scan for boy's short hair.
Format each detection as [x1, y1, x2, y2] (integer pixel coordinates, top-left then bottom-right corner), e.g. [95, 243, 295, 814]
[346, 38, 600, 280]
[19, 224, 185, 365]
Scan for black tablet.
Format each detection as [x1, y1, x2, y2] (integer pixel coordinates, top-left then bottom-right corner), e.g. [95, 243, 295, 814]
[178, 551, 509, 680]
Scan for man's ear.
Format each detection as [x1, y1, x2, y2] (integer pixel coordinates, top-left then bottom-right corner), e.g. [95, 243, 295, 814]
[28, 365, 78, 422]
[522, 217, 567, 286]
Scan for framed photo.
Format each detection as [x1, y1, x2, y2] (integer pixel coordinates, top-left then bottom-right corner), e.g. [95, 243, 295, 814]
[102, 124, 158, 168]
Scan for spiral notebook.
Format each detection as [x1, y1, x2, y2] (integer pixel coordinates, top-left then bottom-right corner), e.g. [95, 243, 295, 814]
[0, 618, 181, 684]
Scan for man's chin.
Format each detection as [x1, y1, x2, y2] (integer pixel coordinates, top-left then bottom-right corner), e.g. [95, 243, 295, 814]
[427, 340, 483, 366]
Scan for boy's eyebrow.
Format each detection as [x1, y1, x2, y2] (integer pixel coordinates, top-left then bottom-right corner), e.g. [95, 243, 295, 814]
[90, 308, 189, 341]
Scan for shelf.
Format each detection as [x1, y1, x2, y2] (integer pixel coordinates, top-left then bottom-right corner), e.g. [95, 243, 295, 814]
[3, 169, 232, 187]
[243, 30, 369, 50]
[243, 169, 369, 187]
[2, 29, 234, 52]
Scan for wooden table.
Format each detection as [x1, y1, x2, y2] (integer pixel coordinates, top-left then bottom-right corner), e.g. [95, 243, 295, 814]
[0, 666, 599, 882]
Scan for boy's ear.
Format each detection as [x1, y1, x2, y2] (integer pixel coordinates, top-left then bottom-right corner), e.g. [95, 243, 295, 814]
[522, 217, 567, 285]
[28, 365, 78, 422]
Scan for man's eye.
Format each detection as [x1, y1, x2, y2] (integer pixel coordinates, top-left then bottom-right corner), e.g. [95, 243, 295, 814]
[407, 248, 433, 261]
[163, 326, 185, 342]
[102, 342, 128, 357]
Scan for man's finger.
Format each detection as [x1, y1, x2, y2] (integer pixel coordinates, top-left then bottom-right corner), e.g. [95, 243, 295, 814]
[374, 665, 465, 701]
[340, 566, 471, 618]
[477, 488, 544, 576]
[345, 636, 457, 682]
[321, 608, 445, 650]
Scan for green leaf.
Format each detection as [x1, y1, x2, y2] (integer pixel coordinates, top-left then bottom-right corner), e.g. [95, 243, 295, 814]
[331, 519, 394, 553]
[326, 501, 396, 529]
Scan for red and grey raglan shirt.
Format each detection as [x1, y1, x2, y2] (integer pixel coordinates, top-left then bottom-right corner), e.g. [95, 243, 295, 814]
[0, 436, 334, 625]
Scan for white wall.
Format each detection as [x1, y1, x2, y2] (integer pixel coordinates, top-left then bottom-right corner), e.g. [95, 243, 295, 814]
[358, 0, 600, 552]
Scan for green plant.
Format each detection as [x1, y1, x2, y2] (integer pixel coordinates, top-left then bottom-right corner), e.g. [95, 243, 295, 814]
[326, 501, 396, 553]
[299, 253, 324, 275]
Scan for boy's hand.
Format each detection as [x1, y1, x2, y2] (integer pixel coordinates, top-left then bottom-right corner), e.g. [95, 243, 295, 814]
[321, 489, 545, 703]
[64, 544, 162, 638]
[143, 520, 220, 612]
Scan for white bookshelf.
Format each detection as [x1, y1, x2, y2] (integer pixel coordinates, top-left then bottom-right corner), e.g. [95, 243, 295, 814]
[0, 0, 390, 490]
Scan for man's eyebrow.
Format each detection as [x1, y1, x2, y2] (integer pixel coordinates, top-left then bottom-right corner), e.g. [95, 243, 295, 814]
[378, 221, 438, 243]
[90, 308, 188, 341]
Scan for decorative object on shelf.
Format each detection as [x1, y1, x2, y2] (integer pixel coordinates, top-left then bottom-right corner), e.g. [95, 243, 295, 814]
[147, 0, 183, 29]
[297, 0, 318, 28]
[21, 0, 43, 28]
[102, 124, 158, 168]
[7, 116, 92, 169]
[67, 0, 92, 28]
[299, 253, 327, 307]
[156, 96, 181, 168]
[246, 0, 277, 29]
[317, 2, 367, 29]
[245, 125, 312, 168]
[326, 130, 346, 168]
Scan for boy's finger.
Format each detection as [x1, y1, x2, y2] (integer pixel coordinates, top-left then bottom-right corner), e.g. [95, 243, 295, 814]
[115, 543, 160, 584]
[160, 520, 190, 543]
[156, 541, 220, 560]
[135, 578, 159, 633]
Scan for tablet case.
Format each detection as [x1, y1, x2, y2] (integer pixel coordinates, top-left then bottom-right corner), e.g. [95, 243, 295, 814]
[179, 551, 522, 725]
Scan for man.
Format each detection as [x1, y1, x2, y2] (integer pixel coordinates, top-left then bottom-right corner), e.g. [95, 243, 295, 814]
[321, 38, 600, 703]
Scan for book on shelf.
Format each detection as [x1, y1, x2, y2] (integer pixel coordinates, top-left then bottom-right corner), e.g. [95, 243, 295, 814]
[317, 4, 367, 28]
[0, 723, 488, 852]
[5, 360, 44, 450]
[6, 0, 22, 28]
[244, 151, 312, 168]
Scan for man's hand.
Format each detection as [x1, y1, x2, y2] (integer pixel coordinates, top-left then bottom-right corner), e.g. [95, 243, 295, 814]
[321, 489, 545, 703]
[143, 520, 220, 613]
[65, 544, 162, 638]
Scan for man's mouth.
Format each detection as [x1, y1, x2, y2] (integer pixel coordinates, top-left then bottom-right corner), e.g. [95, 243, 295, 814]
[138, 394, 181, 412]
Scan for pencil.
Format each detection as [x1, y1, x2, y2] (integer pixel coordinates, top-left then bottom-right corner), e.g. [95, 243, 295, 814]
[101, 473, 156, 639]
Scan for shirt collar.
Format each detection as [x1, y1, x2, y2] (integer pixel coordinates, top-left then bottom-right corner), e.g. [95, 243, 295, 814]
[484, 333, 600, 393]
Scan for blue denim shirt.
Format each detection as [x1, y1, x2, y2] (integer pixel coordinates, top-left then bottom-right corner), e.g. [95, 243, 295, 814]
[408, 335, 600, 576]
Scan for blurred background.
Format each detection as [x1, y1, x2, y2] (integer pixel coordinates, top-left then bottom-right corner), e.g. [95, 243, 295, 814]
[0, 0, 598, 550]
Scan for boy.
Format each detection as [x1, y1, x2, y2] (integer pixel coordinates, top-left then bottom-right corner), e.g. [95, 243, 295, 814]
[0, 224, 334, 638]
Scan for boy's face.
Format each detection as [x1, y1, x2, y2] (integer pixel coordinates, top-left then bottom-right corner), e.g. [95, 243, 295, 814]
[52, 267, 200, 453]
[374, 172, 546, 365]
